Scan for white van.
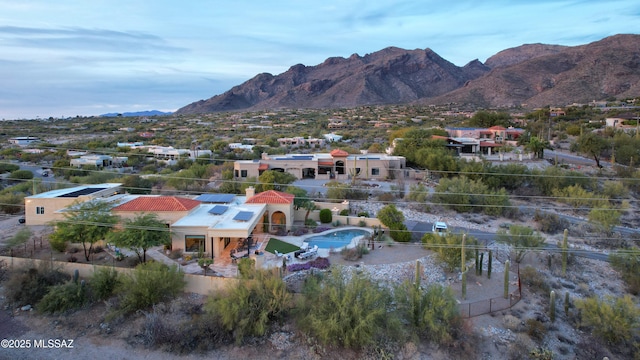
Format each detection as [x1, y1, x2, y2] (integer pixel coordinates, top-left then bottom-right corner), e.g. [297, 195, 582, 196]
[432, 221, 448, 235]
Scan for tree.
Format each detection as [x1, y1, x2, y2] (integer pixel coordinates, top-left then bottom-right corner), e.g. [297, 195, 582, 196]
[377, 204, 411, 242]
[525, 136, 549, 159]
[49, 200, 119, 261]
[108, 213, 170, 263]
[121, 175, 153, 194]
[496, 224, 545, 263]
[574, 132, 609, 168]
[256, 170, 296, 192]
[610, 248, 640, 295]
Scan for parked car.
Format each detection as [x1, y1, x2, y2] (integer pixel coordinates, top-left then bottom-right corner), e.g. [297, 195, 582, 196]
[432, 221, 448, 235]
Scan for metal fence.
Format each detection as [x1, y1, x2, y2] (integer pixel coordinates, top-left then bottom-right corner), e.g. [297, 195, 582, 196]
[458, 264, 522, 318]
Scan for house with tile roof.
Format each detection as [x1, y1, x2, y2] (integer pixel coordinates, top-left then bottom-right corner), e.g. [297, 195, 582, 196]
[24, 183, 297, 260]
[234, 150, 406, 181]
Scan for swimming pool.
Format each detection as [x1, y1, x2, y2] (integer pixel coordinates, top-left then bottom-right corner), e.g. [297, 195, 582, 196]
[305, 229, 371, 250]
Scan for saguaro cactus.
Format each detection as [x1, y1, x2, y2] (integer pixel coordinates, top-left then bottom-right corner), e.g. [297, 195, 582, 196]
[414, 260, 421, 289]
[487, 250, 493, 279]
[550, 290, 556, 322]
[504, 260, 510, 299]
[73, 269, 79, 284]
[461, 266, 468, 300]
[564, 291, 570, 316]
[475, 248, 480, 275]
[461, 234, 466, 271]
[479, 252, 484, 276]
[562, 229, 568, 276]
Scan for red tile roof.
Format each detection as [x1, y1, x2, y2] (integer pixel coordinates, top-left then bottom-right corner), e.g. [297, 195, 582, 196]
[480, 142, 503, 147]
[258, 163, 269, 171]
[112, 196, 201, 212]
[245, 190, 294, 204]
[488, 126, 506, 131]
[330, 149, 349, 157]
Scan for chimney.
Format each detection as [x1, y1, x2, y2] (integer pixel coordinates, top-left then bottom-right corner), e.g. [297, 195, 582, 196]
[245, 186, 255, 199]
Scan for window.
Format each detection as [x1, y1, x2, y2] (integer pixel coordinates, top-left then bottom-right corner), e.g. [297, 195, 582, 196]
[234, 170, 239, 177]
[371, 168, 380, 176]
[240, 170, 248, 178]
[36, 206, 45, 215]
[355, 168, 361, 175]
[185, 235, 205, 252]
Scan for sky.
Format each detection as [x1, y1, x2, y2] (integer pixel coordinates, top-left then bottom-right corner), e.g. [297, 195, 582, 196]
[1, 1, 639, 120]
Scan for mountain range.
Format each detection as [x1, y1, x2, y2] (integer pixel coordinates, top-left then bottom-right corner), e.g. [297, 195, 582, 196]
[176, 34, 640, 114]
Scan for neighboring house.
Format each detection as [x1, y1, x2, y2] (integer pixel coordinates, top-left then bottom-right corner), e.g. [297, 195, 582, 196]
[233, 150, 407, 181]
[8, 136, 40, 147]
[24, 183, 123, 225]
[606, 117, 638, 133]
[147, 146, 212, 164]
[323, 133, 343, 142]
[70, 154, 128, 168]
[277, 136, 326, 148]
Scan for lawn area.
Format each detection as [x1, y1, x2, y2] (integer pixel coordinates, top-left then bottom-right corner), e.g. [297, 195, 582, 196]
[264, 238, 301, 255]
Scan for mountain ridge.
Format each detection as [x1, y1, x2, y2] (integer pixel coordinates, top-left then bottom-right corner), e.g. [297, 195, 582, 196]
[176, 34, 640, 114]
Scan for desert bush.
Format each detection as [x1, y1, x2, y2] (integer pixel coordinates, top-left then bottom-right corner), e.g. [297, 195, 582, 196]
[394, 281, 462, 344]
[48, 235, 68, 253]
[304, 218, 317, 228]
[377, 192, 395, 202]
[575, 295, 640, 346]
[601, 180, 629, 199]
[236, 258, 256, 279]
[525, 318, 547, 341]
[520, 266, 550, 294]
[115, 262, 185, 315]
[292, 227, 308, 236]
[319, 208, 332, 223]
[91, 267, 121, 301]
[496, 224, 545, 263]
[66, 255, 77, 263]
[206, 269, 291, 344]
[534, 210, 569, 234]
[339, 209, 349, 216]
[38, 280, 88, 314]
[340, 244, 369, 261]
[357, 211, 370, 217]
[313, 226, 331, 233]
[295, 267, 402, 349]
[168, 249, 183, 260]
[5, 264, 70, 306]
[143, 308, 231, 353]
[610, 248, 640, 295]
[422, 233, 476, 272]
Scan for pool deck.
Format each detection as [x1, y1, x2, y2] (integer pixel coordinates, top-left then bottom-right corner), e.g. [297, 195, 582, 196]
[273, 226, 374, 258]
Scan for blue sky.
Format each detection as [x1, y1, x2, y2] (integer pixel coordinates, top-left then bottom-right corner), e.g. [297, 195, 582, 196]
[1, 1, 638, 120]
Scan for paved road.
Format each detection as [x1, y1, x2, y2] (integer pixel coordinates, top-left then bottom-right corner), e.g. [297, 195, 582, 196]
[405, 220, 616, 262]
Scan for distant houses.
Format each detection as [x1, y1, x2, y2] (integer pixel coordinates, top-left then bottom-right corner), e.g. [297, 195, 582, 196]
[8, 136, 40, 147]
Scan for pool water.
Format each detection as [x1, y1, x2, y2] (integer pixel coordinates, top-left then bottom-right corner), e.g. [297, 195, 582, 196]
[306, 229, 370, 249]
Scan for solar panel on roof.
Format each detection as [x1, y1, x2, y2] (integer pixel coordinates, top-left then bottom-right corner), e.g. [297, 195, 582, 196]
[57, 187, 107, 198]
[195, 194, 235, 203]
[208, 205, 228, 215]
[233, 211, 254, 221]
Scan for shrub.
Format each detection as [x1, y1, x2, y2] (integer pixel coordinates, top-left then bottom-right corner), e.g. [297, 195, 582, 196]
[357, 211, 369, 217]
[534, 211, 569, 234]
[5, 264, 70, 306]
[394, 282, 462, 344]
[422, 233, 476, 272]
[319, 208, 332, 223]
[49, 235, 68, 253]
[610, 248, 640, 295]
[526, 318, 547, 341]
[313, 226, 331, 233]
[293, 227, 308, 236]
[205, 269, 291, 344]
[115, 262, 185, 315]
[91, 267, 121, 301]
[575, 295, 640, 345]
[339, 209, 349, 216]
[287, 257, 330, 272]
[295, 268, 402, 348]
[304, 218, 317, 228]
[237, 258, 255, 279]
[168, 249, 183, 260]
[38, 280, 88, 314]
[341, 244, 370, 261]
[520, 266, 550, 294]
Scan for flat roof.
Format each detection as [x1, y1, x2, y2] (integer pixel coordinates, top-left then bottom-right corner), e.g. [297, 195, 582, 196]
[171, 203, 266, 231]
[27, 183, 121, 199]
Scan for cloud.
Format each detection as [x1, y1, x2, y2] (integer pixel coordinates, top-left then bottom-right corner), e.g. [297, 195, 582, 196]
[0, 26, 187, 54]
